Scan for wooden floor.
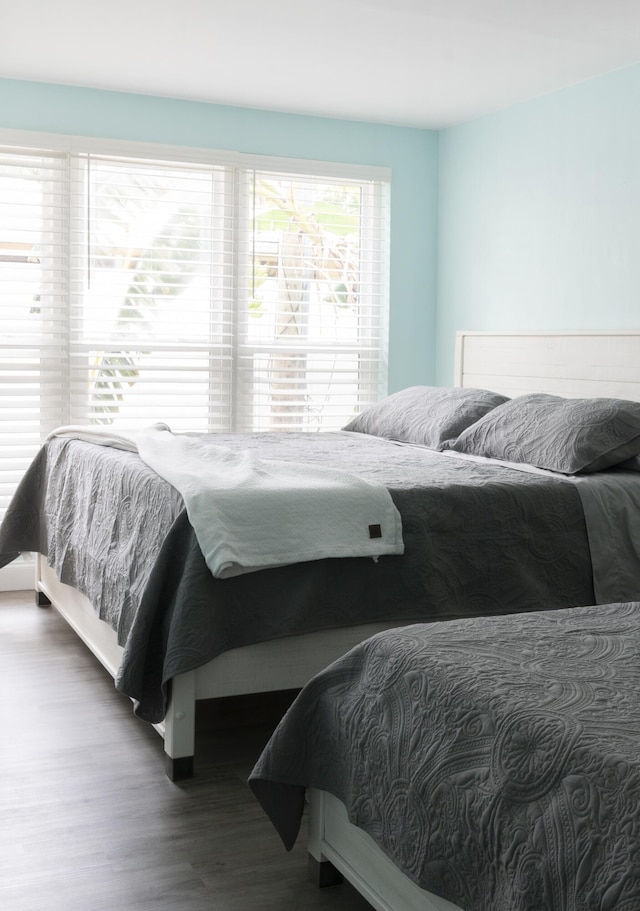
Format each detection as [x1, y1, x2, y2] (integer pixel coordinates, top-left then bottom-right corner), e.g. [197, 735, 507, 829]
[0, 591, 372, 911]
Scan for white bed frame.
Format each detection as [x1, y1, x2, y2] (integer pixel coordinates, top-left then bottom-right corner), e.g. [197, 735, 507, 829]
[35, 558, 404, 779]
[303, 329, 640, 911]
[454, 329, 640, 400]
[308, 789, 463, 911]
[34, 329, 640, 780]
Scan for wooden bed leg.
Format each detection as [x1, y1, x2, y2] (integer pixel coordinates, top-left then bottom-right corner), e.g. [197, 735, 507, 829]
[165, 754, 195, 781]
[307, 788, 344, 888]
[35, 556, 51, 607]
[308, 854, 343, 889]
[162, 671, 196, 780]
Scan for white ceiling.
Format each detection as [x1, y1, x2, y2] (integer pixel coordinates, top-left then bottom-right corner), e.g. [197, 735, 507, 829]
[2, 0, 640, 129]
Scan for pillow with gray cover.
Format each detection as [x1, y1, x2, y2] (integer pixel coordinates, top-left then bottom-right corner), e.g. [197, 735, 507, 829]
[617, 455, 640, 471]
[444, 393, 640, 473]
[342, 385, 510, 450]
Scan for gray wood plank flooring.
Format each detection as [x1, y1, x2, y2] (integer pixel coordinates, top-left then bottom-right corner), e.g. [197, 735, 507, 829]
[0, 592, 372, 911]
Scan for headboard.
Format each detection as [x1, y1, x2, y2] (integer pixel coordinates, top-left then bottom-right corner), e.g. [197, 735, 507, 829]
[455, 330, 640, 402]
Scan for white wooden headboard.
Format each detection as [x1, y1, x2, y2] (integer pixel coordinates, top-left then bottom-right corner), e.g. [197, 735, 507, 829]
[455, 330, 640, 402]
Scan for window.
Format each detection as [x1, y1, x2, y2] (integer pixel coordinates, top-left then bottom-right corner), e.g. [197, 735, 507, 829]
[0, 132, 390, 523]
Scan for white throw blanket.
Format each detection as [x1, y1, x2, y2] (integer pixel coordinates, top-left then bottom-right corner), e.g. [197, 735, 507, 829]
[47, 425, 404, 578]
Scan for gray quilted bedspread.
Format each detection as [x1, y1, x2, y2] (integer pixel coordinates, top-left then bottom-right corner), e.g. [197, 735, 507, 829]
[250, 601, 640, 911]
[0, 432, 595, 722]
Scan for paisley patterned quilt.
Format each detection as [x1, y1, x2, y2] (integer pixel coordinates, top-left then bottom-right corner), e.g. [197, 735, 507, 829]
[250, 601, 640, 911]
[0, 431, 597, 722]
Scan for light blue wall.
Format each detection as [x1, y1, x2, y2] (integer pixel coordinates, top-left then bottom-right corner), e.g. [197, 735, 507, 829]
[8, 64, 638, 393]
[0, 78, 439, 392]
[437, 63, 640, 384]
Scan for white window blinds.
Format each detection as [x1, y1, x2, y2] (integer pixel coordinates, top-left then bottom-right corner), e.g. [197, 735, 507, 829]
[0, 133, 390, 523]
[237, 169, 387, 431]
[0, 145, 69, 521]
[68, 153, 235, 431]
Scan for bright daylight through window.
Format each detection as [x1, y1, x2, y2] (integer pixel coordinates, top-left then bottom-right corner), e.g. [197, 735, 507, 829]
[0, 133, 390, 523]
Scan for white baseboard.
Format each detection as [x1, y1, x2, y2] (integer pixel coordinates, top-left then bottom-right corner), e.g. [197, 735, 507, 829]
[0, 556, 36, 592]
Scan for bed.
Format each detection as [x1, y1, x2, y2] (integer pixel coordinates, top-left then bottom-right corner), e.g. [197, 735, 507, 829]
[2, 329, 640, 780]
[249, 600, 640, 911]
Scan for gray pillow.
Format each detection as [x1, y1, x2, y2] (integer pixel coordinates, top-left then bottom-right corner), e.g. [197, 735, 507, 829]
[444, 393, 640, 474]
[342, 385, 510, 450]
[617, 455, 640, 471]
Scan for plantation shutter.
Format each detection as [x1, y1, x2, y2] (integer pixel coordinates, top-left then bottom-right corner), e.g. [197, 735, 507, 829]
[0, 130, 390, 541]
